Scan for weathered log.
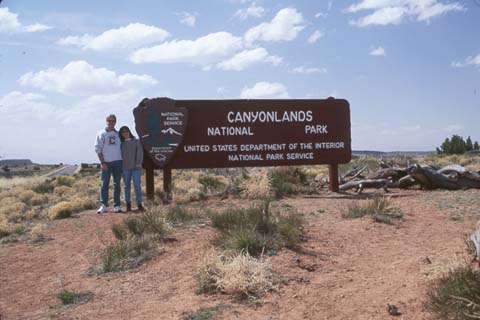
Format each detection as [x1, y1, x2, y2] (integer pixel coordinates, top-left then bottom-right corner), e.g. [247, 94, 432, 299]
[367, 167, 409, 181]
[408, 164, 465, 190]
[340, 179, 392, 194]
[438, 165, 480, 182]
[397, 175, 418, 189]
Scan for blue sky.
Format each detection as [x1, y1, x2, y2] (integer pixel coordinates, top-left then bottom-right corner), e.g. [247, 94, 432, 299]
[0, 0, 479, 164]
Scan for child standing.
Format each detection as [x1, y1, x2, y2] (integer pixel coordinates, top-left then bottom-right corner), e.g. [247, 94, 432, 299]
[119, 126, 144, 212]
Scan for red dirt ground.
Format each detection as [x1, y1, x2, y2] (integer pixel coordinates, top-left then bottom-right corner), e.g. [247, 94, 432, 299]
[0, 190, 477, 320]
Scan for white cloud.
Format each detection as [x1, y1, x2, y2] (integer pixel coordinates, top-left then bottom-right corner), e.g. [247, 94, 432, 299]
[240, 82, 289, 99]
[370, 46, 386, 56]
[0, 7, 52, 34]
[234, 3, 265, 20]
[19, 60, 158, 96]
[315, 12, 328, 18]
[445, 124, 463, 132]
[130, 32, 243, 65]
[244, 8, 305, 44]
[346, 0, 464, 27]
[0, 91, 56, 123]
[308, 30, 324, 43]
[179, 12, 196, 27]
[217, 48, 282, 71]
[289, 66, 327, 74]
[451, 53, 480, 68]
[57, 23, 170, 51]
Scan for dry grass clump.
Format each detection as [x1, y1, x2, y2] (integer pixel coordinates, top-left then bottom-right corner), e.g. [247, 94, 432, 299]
[268, 167, 314, 198]
[425, 262, 480, 319]
[196, 251, 278, 300]
[48, 197, 96, 220]
[53, 185, 73, 197]
[343, 196, 403, 224]
[166, 205, 203, 225]
[240, 169, 271, 199]
[0, 176, 46, 191]
[198, 173, 228, 194]
[99, 206, 168, 273]
[209, 200, 304, 255]
[173, 171, 206, 203]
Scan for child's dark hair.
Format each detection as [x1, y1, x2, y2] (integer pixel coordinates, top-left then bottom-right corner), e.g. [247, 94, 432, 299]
[119, 126, 136, 142]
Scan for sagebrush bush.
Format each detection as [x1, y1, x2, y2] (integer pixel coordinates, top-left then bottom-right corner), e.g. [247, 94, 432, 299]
[196, 251, 277, 299]
[55, 176, 75, 187]
[100, 236, 156, 273]
[343, 197, 402, 224]
[240, 170, 271, 199]
[198, 174, 227, 194]
[426, 263, 480, 319]
[268, 167, 311, 198]
[53, 186, 73, 197]
[209, 200, 304, 254]
[166, 205, 198, 224]
[32, 180, 55, 194]
[48, 201, 74, 220]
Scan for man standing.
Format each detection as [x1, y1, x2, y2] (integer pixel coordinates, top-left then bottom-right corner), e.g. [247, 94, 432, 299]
[94, 114, 122, 213]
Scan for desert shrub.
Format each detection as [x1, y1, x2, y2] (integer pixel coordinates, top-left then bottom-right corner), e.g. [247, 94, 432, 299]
[268, 167, 311, 198]
[0, 222, 12, 238]
[198, 174, 227, 194]
[53, 185, 73, 197]
[100, 236, 156, 273]
[141, 206, 168, 237]
[111, 223, 128, 240]
[240, 170, 271, 199]
[111, 206, 168, 240]
[0, 202, 30, 223]
[166, 205, 199, 224]
[172, 171, 206, 203]
[425, 263, 480, 319]
[55, 176, 75, 187]
[342, 197, 403, 224]
[32, 180, 55, 194]
[18, 190, 36, 204]
[48, 201, 74, 220]
[196, 251, 277, 300]
[57, 290, 93, 305]
[182, 305, 229, 320]
[209, 200, 304, 255]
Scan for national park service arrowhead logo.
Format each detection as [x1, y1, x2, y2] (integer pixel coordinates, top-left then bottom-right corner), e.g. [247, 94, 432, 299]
[133, 97, 188, 168]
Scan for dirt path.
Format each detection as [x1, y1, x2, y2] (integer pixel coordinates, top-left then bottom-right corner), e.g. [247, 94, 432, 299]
[0, 190, 476, 320]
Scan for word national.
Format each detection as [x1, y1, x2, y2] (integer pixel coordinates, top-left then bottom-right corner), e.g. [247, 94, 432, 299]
[227, 110, 313, 123]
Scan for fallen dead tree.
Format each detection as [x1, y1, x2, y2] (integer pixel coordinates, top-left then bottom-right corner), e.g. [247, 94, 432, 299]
[339, 162, 480, 193]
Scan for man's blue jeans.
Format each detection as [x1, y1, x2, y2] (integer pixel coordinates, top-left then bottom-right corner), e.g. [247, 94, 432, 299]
[123, 169, 142, 205]
[100, 160, 122, 207]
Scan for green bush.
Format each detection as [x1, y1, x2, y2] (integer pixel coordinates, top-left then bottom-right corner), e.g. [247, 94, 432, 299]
[32, 180, 55, 194]
[426, 264, 480, 319]
[209, 200, 304, 255]
[342, 197, 402, 224]
[268, 167, 311, 198]
[198, 174, 226, 193]
[57, 290, 93, 305]
[100, 236, 155, 273]
[166, 205, 198, 224]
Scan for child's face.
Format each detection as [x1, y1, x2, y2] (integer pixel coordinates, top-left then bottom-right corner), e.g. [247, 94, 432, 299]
[121, 129, 131, 139]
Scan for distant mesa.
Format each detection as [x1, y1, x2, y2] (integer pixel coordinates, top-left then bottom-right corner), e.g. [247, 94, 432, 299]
[0, 159, 34, 166]
[352, 150, 434, 158]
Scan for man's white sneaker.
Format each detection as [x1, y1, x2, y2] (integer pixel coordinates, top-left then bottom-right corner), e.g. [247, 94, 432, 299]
[97, 204, 108, 214]
[114, 206, 122, 213]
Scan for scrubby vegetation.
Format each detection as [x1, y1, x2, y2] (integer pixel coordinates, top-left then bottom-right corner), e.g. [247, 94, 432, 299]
[57, 290, 93, 305]
[196, 251, 278, 300]
[98, 206, 168, 273]
[209, 200, 304, 255]
[343, 196, 403, 224]
[437, 134, 479, 155]
[425, 263, 480, 320]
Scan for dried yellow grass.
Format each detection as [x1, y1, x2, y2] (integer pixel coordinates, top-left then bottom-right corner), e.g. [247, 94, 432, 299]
[0, 176, 46, 190]
[197, 251, 277, 299]
[240, 169, 271, 199]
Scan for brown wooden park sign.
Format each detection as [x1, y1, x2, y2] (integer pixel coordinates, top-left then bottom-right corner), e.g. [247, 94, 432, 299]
[133, 97, 351, 200]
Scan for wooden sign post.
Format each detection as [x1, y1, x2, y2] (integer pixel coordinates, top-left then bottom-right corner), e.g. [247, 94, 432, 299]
[135, 97, 351, 200]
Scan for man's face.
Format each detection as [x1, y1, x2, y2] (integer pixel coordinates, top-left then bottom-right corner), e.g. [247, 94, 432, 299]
[106, 117, 116, 130]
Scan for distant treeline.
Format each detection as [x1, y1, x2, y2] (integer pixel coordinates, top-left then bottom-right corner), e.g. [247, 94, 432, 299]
[437, 135, 480, 155]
